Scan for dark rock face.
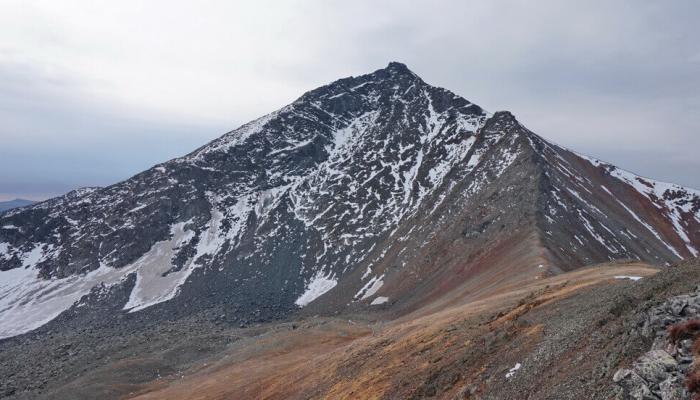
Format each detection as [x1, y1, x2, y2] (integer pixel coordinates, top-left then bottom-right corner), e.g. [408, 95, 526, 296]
[0, 62, 698, 342]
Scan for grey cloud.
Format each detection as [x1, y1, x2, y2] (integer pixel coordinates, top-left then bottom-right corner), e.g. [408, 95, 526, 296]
[0, 61, 226, 200]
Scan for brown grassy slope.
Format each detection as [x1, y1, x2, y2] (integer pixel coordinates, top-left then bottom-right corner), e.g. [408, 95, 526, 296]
[129, 262, 673, 400]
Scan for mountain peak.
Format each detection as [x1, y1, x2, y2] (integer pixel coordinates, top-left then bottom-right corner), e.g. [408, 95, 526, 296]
[492, 110, 516, 119]
[385, 61, 411, 73]
[1, 62, 699, 348]
[293, 62, 420, 106]
[377, 61, 419, 81]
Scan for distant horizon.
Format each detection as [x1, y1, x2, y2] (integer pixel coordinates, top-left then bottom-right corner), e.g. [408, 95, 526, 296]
[0, 197, 36, 203]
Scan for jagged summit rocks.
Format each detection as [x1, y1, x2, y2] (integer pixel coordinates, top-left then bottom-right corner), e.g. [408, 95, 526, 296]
[0, 62, 698, 340]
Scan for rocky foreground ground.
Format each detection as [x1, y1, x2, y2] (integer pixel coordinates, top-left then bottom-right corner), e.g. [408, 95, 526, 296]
[613, 277, 700, 399]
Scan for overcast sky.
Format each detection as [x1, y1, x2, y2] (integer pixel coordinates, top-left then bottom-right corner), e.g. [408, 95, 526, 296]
[1, 0, 699, 201]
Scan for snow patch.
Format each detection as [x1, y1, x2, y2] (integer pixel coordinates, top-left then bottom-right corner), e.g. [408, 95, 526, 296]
[614, 275, 643, 281]
[0, 261, 130, 339]
[370, 296, 389, 305]
[355, 274, 385, 300]
[123, 221, 196, 312]
[295, 271, 337, 306]
[506, 363, 522, 379]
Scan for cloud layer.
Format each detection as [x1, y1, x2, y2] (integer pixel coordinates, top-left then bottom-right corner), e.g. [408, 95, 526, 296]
[1, 0, 698, 200]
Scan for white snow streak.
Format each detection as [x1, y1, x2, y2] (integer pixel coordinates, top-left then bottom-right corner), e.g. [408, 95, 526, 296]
[355, 274, 385, 300]
[506, 363, 522, 379]
[614, 275, 643, 281]
[611, 197, 682, 259]
[370, 296, 389, 305]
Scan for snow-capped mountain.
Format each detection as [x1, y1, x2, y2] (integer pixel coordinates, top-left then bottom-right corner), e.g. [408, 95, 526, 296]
[0, 62, 698, 339]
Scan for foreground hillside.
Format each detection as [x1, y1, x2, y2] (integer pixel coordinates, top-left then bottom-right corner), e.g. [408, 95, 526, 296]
[5, 258, 698, 399]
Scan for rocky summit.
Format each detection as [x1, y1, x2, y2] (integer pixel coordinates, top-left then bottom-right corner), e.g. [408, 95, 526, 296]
[1, 63, 699, 400]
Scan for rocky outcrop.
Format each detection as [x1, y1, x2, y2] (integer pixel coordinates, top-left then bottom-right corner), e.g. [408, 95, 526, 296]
[614, 287, 700, 399]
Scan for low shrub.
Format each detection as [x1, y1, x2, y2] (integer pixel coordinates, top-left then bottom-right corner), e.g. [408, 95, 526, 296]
[693, 336, 700, 356]
[687, 368, 700, 398]
[667, 320, 700, 343]
[667, 320, 700, 398]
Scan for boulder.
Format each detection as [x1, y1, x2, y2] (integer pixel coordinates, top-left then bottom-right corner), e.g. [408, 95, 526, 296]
[634, 350, 678, 384]
[613, 368, 659, 400]
[658, 376, 686, 400]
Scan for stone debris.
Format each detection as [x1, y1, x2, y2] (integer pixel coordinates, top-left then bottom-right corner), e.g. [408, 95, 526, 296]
[614, 286, 700, 399]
